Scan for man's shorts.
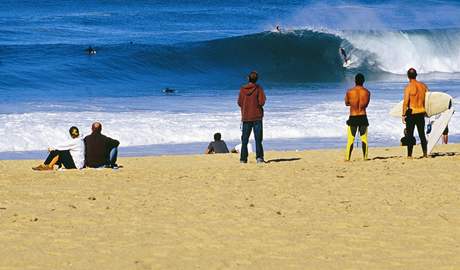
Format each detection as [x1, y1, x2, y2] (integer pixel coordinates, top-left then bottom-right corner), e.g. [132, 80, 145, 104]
[346, 115, 369, 127]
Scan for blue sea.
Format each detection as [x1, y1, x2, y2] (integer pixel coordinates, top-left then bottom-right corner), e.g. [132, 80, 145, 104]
[1, 0, 460, 159]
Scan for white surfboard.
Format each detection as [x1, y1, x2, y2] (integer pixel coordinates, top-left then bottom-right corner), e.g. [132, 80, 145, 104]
[389, 92, 452, 117]
[427, 109, 454, 154]
[343, 60, 353, 68]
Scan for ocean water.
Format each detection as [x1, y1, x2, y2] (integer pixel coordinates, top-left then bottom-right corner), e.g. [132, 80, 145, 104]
[1, 0, 460, 159]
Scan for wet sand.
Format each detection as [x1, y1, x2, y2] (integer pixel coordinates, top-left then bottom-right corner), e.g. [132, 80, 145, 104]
[0, 144, 459, 269]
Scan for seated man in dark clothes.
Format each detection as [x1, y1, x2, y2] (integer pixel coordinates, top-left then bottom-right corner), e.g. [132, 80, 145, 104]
[84, 122, 120, 168]
[205, 133, 229, 154]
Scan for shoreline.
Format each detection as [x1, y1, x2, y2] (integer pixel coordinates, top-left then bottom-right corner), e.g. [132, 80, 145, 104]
[2, 135, 459, 161]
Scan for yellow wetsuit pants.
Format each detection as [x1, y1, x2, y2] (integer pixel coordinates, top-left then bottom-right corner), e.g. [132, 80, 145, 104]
[346, 125, 368, 161]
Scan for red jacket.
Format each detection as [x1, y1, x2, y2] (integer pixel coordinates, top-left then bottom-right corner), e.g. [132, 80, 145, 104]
[238, 83, 266, 121]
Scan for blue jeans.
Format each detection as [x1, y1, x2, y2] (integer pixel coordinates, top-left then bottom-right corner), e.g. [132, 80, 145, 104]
[109, 147, 118, 166]
[240, 120, 264, 162]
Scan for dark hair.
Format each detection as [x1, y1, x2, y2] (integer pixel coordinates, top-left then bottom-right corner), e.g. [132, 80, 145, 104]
[69, 126, 79, 138]
[214, 132, 221, 141]
[355, 73, 365, 86]
[248, 71, 258, 83]
[407, 68, 417, 79]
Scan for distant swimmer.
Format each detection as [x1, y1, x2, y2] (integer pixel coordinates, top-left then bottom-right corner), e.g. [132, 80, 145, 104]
[86, 46, 96, 55]
[339, 47, 349, 64]
[402, 68, 428, 158]
[345, 73, 371, 161]
[163, 87, 176, 94]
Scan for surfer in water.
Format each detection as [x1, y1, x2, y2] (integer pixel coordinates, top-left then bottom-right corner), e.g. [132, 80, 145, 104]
[402, 68, 429, 158]
[86, 46, 96, 55]
[163, 87, 175, 94]
[275, 25, 282, 33]
[345, 73, 370, 161]
[340, 47, 349, 65]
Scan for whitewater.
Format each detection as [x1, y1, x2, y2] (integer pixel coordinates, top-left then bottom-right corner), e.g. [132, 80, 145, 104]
[1, 0, 460, 156]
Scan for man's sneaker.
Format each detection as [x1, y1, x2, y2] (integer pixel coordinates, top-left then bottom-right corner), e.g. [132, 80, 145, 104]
[240, 160, 247, 164]
[256, 158, 265, 164]
[112, 164, 119, 170]
[32, 164, 53, 171]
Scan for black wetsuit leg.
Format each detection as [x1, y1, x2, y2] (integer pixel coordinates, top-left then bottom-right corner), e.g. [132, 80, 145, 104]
[56, 150, 76, 169]
[406, 113, 427, 157]
[414, 114, 427, 156]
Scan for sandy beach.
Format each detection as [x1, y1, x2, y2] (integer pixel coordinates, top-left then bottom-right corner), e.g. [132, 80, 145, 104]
[0, 144, 459, 269]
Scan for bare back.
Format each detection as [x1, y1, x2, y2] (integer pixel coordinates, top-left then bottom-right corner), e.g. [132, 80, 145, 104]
[403, 80, 428, 115]
[345, 86, 370, 116]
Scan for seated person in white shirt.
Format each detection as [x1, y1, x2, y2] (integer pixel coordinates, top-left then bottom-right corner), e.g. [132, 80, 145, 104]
[32, 126, 85, 171]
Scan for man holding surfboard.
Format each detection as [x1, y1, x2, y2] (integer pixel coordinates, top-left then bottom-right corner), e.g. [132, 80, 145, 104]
[402, 68, 428, 158]
[345, 73, 370, 161]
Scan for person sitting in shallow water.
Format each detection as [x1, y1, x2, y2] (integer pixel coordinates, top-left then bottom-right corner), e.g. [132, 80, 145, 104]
[33, 126, 85, 171]
[205, 133, 229, 154]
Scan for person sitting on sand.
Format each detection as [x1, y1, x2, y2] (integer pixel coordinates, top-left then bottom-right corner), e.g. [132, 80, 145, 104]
[84, 122, 120, 169]
[345, 73, 371, 161]
[33, 126, 85, 171]
[402, 68, 429, 158]
[205, 133, 229, 154]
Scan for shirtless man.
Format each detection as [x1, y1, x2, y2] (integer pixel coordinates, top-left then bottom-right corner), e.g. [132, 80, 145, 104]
[402, 68, 428, 158]
[345, 73, 370, 161]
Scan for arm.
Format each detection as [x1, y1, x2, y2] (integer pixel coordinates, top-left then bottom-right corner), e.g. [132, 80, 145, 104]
[402, 86, 410, 116]
[52, 138, 77, 151]
[237, 89, 243, 107]
[106, 137, 120, 148]
[364, 91, 370, 108]
[258, 86, 266, 106]
[205, 142, 213, 154]
[344, 91, 350, 106]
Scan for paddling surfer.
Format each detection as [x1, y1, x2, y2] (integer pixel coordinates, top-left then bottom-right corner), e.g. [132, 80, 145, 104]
[402, 68, 429, 158]
[86, 46, 96, 55]
[345, 73, 370, 161]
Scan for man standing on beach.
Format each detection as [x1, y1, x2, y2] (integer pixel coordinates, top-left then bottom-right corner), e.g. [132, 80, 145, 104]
[345, 73, 370, 161]
[238, 71, 266, 163]
[402, 68, 428, 158]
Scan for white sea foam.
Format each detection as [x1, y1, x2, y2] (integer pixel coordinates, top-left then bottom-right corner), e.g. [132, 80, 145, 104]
[341, 30, 460, 74]
[1, 99, 457, 153]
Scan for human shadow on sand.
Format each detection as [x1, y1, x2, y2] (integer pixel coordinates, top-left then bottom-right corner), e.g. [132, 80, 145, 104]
[370, 156, 402, 160]
[430, 152, 459, 158]
[266, 158, 301, 163]
[371, 151, 459, 160]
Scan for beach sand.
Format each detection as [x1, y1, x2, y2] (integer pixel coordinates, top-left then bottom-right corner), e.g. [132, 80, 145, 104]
[0, 144, 459, 269]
